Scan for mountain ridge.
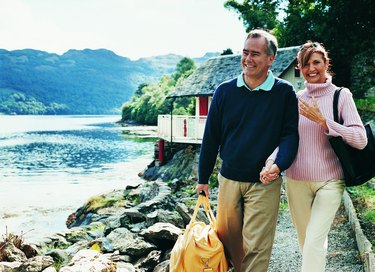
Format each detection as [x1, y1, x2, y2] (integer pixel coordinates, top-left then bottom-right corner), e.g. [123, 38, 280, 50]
[0, 48, 218, 115]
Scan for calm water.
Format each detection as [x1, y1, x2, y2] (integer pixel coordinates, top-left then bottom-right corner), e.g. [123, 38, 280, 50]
[0, 115, 156, 242]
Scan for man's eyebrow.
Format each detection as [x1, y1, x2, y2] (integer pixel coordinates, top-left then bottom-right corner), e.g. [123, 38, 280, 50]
[243, 49, 261, 54]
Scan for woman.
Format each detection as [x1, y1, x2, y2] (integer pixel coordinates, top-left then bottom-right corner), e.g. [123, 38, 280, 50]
[261, 41, 367, 271]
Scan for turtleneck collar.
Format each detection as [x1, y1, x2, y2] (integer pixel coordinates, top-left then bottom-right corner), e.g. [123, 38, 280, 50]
[304, 76, 337, 97]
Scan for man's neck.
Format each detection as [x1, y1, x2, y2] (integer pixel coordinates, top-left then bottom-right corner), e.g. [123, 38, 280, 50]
[244, 73, 268, 90]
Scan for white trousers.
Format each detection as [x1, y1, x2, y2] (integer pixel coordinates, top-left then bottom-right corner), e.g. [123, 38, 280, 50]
[286, 178, 345, 272]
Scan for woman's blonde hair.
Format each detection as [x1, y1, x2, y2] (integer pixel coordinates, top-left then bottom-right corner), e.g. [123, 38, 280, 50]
[297, 41, 333, 76]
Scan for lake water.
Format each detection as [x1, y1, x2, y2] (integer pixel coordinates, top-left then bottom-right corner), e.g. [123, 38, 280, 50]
[0, 115, 156, 243]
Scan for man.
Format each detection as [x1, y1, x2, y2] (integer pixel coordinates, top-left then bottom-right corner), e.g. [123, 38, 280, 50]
[196, 29, 299, 272]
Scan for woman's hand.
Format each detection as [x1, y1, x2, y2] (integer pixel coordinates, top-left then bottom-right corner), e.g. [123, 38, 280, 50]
[260, 161, 280, 184]
[299, 96, 328, 130]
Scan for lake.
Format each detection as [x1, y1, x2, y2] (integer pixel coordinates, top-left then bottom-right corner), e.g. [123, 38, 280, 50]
[0, 115, 156, 243]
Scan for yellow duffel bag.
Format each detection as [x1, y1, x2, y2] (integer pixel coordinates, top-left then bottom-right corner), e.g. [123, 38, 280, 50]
[170, 193, 228, 272]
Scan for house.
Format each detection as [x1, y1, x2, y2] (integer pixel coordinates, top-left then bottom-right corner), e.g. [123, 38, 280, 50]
[157, 46, 303, 162]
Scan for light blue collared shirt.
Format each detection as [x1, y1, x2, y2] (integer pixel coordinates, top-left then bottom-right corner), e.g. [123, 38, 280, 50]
[236, 70, 275, 91]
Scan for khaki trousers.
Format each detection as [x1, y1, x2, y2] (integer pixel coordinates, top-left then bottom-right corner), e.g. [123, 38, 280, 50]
[286, 178, 345, 272]
[216, 174, 282, 272]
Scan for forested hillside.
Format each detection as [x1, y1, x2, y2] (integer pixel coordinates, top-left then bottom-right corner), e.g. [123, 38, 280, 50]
[0, 49, 216, 115]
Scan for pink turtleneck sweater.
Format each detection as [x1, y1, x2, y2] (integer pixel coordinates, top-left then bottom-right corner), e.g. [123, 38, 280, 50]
[284, 77, 367, 182]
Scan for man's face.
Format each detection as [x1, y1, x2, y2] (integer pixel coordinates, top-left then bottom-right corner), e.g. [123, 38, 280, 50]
[241, 37, 274, 81]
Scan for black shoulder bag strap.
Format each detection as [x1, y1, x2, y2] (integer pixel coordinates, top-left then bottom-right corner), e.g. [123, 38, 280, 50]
[333, 88, 344, 124]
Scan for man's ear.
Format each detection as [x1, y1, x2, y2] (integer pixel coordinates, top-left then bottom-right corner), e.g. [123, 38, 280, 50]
[268, 54, 275, 66]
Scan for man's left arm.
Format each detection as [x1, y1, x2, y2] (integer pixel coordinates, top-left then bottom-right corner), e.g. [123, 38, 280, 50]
[274, 89, 299, 171]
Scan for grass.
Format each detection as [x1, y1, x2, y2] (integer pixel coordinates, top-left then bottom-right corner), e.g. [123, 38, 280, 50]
[279, 198, 289, 212]
[346, 181, 375, 248]
[53, 256, 65, 270]
[85, 194, 128, 212]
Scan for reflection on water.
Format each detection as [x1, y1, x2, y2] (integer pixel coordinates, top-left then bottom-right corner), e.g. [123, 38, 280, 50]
[0, 115, 155, 179]
[0, 115, 156, 242]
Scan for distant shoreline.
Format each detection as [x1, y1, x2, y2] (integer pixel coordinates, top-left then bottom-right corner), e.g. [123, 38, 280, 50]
[116, 120, 158, 138]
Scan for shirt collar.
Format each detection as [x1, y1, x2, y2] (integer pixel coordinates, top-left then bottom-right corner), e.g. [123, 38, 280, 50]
[236, 70, 275, 91]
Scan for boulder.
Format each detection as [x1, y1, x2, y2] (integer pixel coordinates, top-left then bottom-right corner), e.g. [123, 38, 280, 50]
[106, 228, 156, 257]
[17, 255, 54, 272]
[59, 249, 116, 272]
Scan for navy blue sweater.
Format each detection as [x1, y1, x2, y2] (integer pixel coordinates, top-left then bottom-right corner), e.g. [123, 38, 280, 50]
[198, 77, 299, 184]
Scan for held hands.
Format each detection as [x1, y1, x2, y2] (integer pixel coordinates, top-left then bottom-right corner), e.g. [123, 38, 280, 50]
[260, 160, 280, 184]
[299, 97, 328, 130]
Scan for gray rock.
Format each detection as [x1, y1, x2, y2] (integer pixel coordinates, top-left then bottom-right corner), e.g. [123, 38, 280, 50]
[120, 208, 146, 226]
[59, 249, 116, 272]
[64, 241, 91, 257]
[135, 250, 162, 271]
[106, 228, 156, 257]
[175, 203, 191, 225]
[116, 262, 136, 272]
[147, 210, 184, 228]
[103, 215, 122, 235]
[0, 261, 22, 271]
[140, 223, 182, 247]
[153, 260, 169, 272]
[41, 233, 70, 250]
[139, 182, 160, 202]
[63, 227, 93, 244]
[129, 222, 147, 233]
[83, 222, 106, 239]
[41, 267, 57, 272]
[17, 256, 54, 272]
[2, 243, 27, 262]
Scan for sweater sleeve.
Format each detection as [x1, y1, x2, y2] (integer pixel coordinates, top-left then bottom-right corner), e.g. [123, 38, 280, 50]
[266, 147, 279, 164]
[198, 90, 222, 184]
[326, 88, 367, 149]
[274, 88, 299, 171]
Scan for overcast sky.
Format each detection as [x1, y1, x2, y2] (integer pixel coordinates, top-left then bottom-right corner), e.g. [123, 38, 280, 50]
[0, 0, 247, 60]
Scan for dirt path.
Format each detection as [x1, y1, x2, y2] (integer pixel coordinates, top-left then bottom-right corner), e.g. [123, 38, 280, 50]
[269, 204, 364, 271]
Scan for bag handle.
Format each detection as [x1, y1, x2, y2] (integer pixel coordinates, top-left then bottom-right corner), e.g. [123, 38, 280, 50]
[189, 194, 217, 229]
[333, 88, 343, 124]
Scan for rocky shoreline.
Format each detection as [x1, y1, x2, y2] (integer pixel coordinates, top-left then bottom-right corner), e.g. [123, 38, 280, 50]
[0, 145, 372, 271]
[0, 145, 200, 271]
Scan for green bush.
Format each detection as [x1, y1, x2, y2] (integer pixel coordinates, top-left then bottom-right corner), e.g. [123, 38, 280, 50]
[355, 96, 375, 112]
[121, 58, 196, 125]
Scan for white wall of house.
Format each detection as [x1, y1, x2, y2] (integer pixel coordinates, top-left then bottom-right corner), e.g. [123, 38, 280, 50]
[195, 97, 200, 116]
[281, 64, 305, 92]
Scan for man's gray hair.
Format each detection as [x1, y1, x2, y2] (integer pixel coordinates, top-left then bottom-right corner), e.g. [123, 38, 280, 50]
[247, 29, 278, 56]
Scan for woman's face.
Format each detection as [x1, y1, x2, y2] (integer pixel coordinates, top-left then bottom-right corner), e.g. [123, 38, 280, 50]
[300, 52, 329, 84]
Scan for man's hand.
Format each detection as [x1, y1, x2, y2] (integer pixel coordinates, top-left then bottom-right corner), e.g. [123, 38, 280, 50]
[260, 162, 280, 184]
[196, 184, 210, 198]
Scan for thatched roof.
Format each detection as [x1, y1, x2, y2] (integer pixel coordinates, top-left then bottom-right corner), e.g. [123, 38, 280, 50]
[168, 46, 300, 98]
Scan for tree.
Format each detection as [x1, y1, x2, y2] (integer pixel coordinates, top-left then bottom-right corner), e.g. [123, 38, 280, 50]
[224, 0, 279, 31]
[121, 58, 197, 125]
[275, 0, 326, 47]
[224, 0, 375, 97]
[221, 48, 234, 55]
[134, 83, 148, 98]
[172, 57, 196, 83]
[319, 0, 375, 93]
